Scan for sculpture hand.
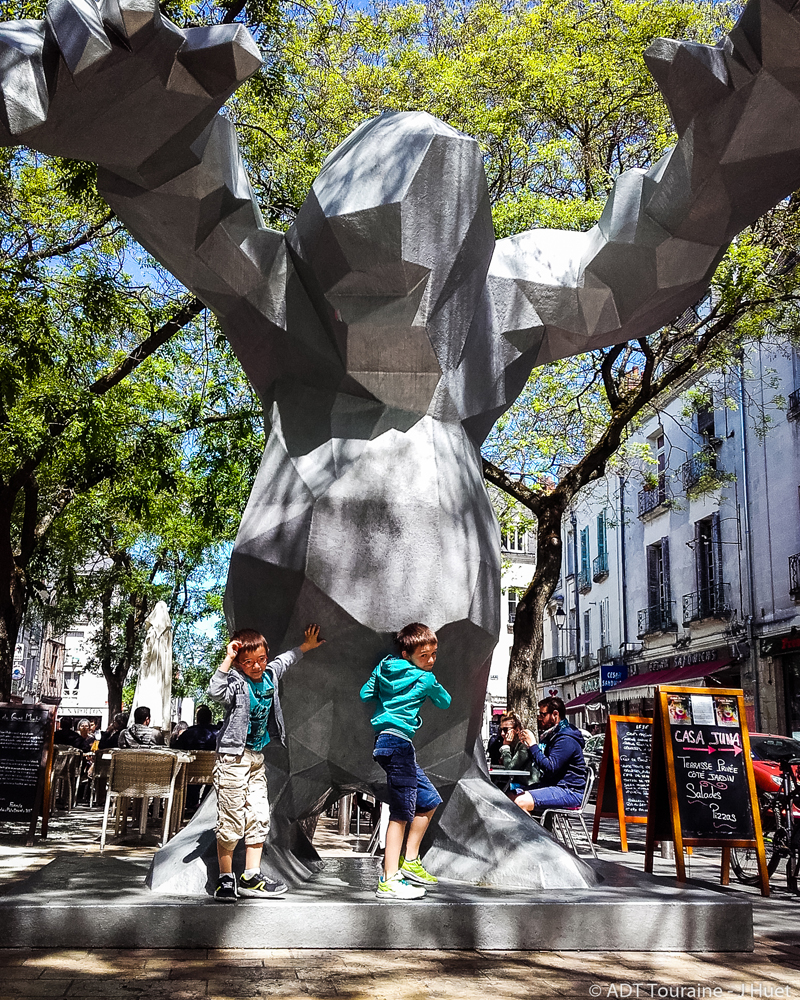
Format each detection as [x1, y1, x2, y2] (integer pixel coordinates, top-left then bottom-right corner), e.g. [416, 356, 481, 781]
[0, 0, 260, 182]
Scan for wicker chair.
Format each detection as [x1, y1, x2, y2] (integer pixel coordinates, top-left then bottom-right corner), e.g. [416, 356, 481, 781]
[49, 747, 82, 812]
[176, 750, 216, 830]
[99, 749, 183, 851]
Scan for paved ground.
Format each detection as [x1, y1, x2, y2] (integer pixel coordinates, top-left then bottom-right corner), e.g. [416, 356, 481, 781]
[0, 806, 798, 998]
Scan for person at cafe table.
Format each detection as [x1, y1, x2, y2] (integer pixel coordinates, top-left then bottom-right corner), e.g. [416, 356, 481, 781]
[118, 706, 165, 748]
[511, 697, 586, 815]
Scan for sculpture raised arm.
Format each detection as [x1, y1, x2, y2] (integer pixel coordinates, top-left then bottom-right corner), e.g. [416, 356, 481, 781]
[485, 0, 800, 395]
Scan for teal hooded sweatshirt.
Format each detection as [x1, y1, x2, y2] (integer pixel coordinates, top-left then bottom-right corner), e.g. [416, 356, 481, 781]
[359, 655, 451, 740]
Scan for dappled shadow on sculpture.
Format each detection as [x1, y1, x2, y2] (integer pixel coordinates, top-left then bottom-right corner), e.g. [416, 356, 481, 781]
[3, 0, 800, 890]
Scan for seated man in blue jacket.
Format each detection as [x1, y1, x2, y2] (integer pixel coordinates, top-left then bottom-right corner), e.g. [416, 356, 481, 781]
[513, 697, 586, 815]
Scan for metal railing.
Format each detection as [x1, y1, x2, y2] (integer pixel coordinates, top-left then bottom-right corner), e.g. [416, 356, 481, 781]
[638, 474, 669, 518]
[541, 657, 566, 680]
[580, 653, 595, 672]
[790, 552, 800, 600]
[681, 451, 717, 491]
[593, 552, 609, 582]
[789, 387, 800, 422]
[637, 601, 678, 638]
[597, 645, 613, 664]
[578, 567, 592, 593]
[682, 583, 733, 624]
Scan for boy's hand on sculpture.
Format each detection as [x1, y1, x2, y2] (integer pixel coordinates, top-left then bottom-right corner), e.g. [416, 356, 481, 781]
[300, 624, 325, 654]
[0, 0, 261, 181]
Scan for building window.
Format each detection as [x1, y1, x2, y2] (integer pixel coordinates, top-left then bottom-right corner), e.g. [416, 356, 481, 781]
[599, 598, 609, 648]
[583, 609, 591, 658]
[567, 531, 575, 577]
[507, 588, 520, 623]
[579, 526, 591, 592]
[638, 537, 675, 636]
[697, 405, 715, 441]
[683, 513, 730, 622]
[593, 510, 609, 580]
[501, 527, 527, 552]
[568, 609, 577, 657]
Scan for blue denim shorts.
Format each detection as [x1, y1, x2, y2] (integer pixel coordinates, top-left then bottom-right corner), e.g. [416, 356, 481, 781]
[373, 733, 443, 823]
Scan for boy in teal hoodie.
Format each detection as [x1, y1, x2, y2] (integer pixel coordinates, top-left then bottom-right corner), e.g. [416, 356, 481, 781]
[359, 622, 451, 900]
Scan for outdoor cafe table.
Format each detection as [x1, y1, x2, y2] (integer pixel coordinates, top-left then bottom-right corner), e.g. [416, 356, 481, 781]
[487, 768, 530, 792]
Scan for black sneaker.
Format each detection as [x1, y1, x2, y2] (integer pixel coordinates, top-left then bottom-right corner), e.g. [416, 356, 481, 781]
[238, 872, 288, 898]
[214, 874, 238, 902]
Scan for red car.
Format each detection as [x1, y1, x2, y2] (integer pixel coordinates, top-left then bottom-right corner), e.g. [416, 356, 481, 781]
[749, 733, 800, 798]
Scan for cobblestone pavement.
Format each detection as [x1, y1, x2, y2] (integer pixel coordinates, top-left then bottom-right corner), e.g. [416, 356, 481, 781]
[0, 807, 799, 999]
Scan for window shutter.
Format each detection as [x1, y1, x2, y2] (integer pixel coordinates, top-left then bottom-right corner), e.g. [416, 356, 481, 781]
[647, 545, 659, 609]
[661, 536, 672, 609]
[694, 521, 703, 591]
[711, 512, 723, 597]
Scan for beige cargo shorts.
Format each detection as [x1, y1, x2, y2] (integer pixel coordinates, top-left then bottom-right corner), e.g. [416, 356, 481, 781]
[213, 749, 270, 849]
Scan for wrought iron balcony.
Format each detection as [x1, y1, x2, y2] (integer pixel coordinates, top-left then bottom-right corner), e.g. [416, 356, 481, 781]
[681, 451, 718, 492]
[593, 552, 609, 582]
[578, 567, 592, 593]
[541, 657, 566, 680]
[637, 601, 678, 638]
[789, 387, 800, 421]
[790, 552, 800, 600]
[682, 583, 733, 625]
[597, 644, 613, 664]
[638, 474, 669, 518]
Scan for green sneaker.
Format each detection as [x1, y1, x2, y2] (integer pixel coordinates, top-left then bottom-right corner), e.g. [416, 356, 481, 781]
[400, 855, 438, 886]
[375, 871, 426, 900]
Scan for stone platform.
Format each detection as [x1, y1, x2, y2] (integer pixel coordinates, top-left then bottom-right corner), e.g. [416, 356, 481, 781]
[0, 853, 752, 951]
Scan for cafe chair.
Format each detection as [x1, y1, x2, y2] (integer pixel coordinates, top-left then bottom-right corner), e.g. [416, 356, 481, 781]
[535, 766, 597, 858]
[176, 750, 215, 829]
[99, 749, 183, 852]
[49, 747, 82, 812]
[88, 752, 112, 808]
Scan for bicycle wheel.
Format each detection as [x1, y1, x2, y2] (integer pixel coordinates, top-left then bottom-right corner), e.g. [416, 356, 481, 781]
[731, 842, 766, 885]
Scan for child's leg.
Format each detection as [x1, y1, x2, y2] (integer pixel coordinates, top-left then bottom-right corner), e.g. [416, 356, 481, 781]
[384, 817, 408, 879]
[244, 843, 263, 874]
[404, 808, 435, 861]
[217, 843, 235, 875]
[213, 752, 248, 878]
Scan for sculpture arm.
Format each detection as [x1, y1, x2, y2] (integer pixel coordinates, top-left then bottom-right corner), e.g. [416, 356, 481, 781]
[487, 0, 800, 369]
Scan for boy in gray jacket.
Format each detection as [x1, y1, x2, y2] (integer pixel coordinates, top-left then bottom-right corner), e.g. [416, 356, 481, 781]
[208, 623, 325, 901]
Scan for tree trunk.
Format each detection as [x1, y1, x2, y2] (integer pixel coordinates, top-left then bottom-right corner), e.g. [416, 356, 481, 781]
[507, 499, 566, 724]
[0, 497, 26, 701]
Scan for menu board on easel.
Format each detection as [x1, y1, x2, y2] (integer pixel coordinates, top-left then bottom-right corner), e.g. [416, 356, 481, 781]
[0, 704, 56, 844]
[644, 685, 769, 896]
[591, 715, 652, 851]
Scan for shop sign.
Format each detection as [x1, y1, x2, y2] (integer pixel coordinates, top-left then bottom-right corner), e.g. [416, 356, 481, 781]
[630, 648, 718, 677]
[581, 675, 601, 694]
[760, 631, 800, 657]
[601, 664, 628, 690]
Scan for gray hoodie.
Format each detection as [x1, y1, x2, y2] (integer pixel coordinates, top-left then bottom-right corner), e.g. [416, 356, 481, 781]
[208, 647, 303, 754]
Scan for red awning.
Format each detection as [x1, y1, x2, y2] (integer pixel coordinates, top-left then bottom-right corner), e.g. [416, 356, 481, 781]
[564, 690, 602, 710]
[605, 658, 733, 702]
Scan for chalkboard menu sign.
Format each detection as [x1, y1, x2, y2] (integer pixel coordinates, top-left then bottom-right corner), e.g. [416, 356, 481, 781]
[591, 715, 652, 851]
[0, 704, 56, 842]
[644, 686, 768, 896]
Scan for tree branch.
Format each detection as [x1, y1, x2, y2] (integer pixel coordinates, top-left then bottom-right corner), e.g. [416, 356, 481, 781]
[481, 457, 545, 513]
[89, 296, 204, 396]
[17, 213, 116, 266]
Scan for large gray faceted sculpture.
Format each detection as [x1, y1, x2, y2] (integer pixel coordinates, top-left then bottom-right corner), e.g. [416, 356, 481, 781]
[4, 0, 800, 889]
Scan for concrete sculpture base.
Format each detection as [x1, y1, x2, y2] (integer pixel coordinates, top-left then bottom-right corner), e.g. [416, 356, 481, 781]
[146, 768, 597, 894]
[0, 852, 752, 951]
